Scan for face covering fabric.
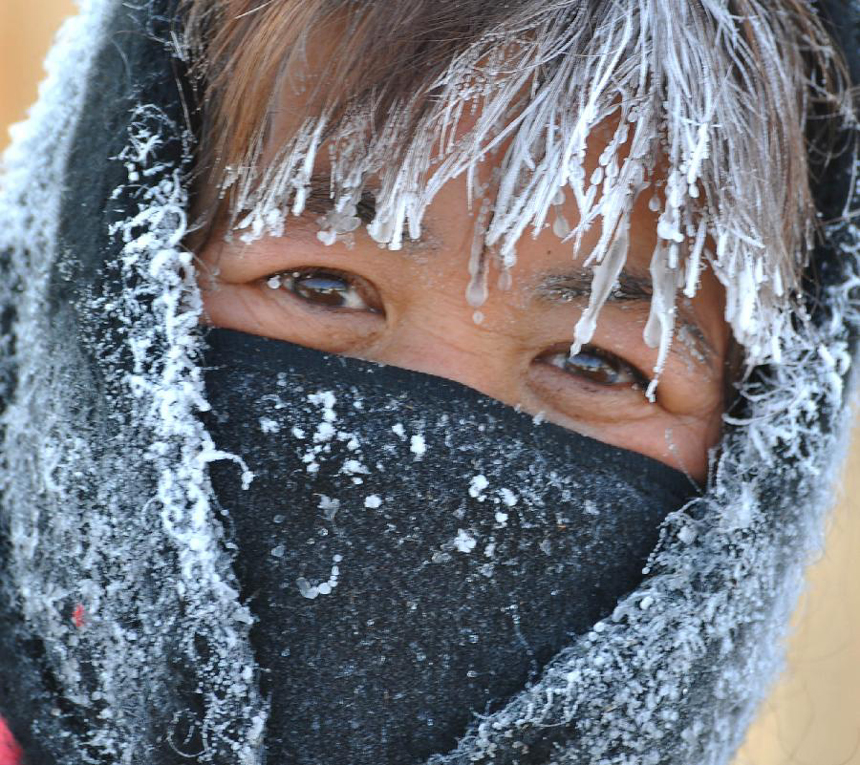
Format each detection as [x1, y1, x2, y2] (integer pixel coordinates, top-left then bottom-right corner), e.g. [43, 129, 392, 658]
[201, 327, 694, 764]
[0, 1, 857, 764]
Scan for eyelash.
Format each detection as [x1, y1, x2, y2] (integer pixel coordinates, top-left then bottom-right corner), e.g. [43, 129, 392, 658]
[264, 268, 382, 313]
[537, 346, 651, 391]
[261, 267, 649, 392]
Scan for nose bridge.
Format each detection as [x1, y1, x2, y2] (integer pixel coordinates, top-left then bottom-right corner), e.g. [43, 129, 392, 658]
[381, 304, 518, 403]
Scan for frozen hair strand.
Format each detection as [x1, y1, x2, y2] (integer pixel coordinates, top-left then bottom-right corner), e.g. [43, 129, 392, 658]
[181, 0, 853, 383]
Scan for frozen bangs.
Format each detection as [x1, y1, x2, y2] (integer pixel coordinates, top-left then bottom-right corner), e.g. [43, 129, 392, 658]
[182, 0, 853, 385]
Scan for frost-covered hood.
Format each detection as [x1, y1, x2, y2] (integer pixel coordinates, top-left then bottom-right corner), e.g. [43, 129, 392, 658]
[0, 1, 858, 764]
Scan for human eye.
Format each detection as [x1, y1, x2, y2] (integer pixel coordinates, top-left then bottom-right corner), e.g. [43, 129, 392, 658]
[263, 267, 383, 313]
[536, 345, 650, 391]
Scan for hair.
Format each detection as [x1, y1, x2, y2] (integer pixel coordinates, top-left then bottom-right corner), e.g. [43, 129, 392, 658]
[180, 0, 854, 382]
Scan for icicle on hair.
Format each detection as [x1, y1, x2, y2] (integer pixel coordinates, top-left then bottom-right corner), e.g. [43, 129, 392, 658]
[185, 0, 852, 392]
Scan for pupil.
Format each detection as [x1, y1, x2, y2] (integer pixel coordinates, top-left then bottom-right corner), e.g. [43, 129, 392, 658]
[294, 274, 351, 307]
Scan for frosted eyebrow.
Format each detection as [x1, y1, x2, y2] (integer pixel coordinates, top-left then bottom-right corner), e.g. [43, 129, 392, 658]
[536, 268, 717, 369]
[302, 172, 434, 250]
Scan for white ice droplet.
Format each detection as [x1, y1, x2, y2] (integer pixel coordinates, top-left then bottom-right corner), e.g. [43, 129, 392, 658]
[296, 578, 318, 599]
[656, 217, 685, 243]
[364, 494, 382, 509]
[494, 511, 509, 527]
[313, 422, 335, 443]
[469, 474, 489, 500]
[410, 434, 426, 457]
[309, 391, 337, 414]
[678, 526, 697, 544]
[454, 529, 477, 553]
[296, 555, 342, 600]
[552, 213, 571, 239]
[392, 423, 406, 439]
[498, 488, 518, 507]
[317, 230, 338, 246]
[318, 495, 340, 521]
[259, 417, 280, 434]
[343, 459, 368, 475]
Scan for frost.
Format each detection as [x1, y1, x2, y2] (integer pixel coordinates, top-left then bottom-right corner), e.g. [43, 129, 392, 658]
[677, 526, 697, 544]
[259, 417, 280, 434]
[342, 459, 369, 476]
[296, 578, 318, 600]
[314, 422, 336, 443]
[454, 530, 477, 554]
[317, 495, 341, 521]
[410, 434, 427, 457]
[295, 556, 342, 600]
[308, 391, 337, 415]
[498, 488, 518, 507]
[469, 474, 489, 500]
[364, 494, 382, 509]
[0, 16, 266, 757]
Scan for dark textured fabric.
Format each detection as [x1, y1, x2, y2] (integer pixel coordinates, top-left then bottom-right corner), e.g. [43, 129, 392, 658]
[202, 328, 695, 765]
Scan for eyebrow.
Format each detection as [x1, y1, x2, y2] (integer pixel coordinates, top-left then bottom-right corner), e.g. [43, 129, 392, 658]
[535, 266, 718, 370]
[302, 172, 435, 253]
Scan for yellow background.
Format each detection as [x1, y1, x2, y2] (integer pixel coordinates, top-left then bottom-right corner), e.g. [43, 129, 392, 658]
[2, 3, 858, 763]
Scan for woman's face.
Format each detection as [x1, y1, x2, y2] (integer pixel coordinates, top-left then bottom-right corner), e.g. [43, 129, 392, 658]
[197, 85, 731, 483]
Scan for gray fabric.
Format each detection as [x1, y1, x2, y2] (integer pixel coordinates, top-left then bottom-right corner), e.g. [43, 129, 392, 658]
[0, 1, 857, 764]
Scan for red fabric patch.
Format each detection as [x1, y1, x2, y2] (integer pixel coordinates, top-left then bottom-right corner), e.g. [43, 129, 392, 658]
[0, 718, 22, 765]
[73, 603, 85, 629]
